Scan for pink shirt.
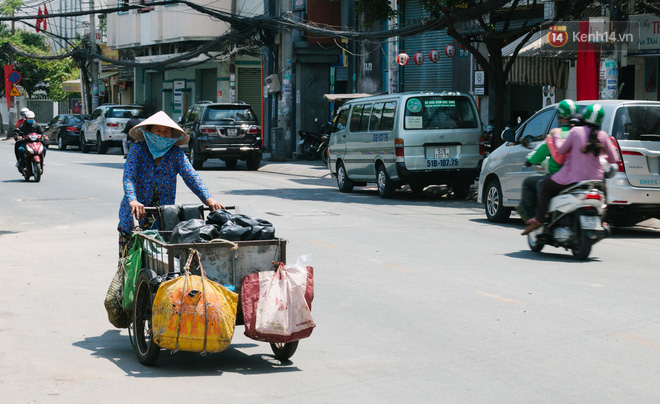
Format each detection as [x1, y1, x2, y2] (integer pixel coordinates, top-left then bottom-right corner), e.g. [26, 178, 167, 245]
[551, 126, 619, 185]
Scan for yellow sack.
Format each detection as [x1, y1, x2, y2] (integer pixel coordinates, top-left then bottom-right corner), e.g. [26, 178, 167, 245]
[152, 250, 238, 353]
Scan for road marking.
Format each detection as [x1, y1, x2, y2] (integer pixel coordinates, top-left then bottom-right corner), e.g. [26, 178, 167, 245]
[476, 291, 522, 304]
[309, 240, 339, 249]
[366, 257, 413, 272]
[616, 333, 660, 350]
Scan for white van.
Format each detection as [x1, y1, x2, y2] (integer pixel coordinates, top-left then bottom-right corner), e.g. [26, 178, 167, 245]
[328, 92, 485, 198]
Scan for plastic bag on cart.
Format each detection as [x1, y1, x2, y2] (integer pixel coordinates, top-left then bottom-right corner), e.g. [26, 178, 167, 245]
[152, 250, 239, 353]
[104, 264, 129, 329]
[121, 234, 143, 310]
[241, 254, 315, 343]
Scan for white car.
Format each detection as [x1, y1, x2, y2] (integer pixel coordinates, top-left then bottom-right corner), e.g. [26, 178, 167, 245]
[477, 100, 660, 227]
[80, 104, 145, 154]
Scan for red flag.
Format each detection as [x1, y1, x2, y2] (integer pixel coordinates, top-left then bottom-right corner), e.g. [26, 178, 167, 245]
[36, 7, 42, 32]
[43, 5, 48, 31]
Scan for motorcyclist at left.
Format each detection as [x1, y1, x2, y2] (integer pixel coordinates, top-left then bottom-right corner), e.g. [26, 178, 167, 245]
[14, 110, 45, 169]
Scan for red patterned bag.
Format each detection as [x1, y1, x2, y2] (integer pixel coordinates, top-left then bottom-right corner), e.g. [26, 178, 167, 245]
[241, 255, 315, 343]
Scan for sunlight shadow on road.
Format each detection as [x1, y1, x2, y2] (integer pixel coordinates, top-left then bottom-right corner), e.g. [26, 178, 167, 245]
[73, 330, 301, 377]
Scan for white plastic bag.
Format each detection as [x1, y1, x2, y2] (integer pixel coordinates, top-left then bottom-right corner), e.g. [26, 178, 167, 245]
[255, 254, 315, 336]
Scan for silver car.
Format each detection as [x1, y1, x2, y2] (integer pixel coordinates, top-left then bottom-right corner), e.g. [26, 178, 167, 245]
[477, 100, 660, 227]
[80, 104, 145, 154]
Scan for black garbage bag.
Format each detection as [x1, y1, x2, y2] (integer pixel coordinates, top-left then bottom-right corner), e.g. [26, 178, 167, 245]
[206, 209, 234, 226]
[171, 219, 221, 244]
[218, 221, 253, 241]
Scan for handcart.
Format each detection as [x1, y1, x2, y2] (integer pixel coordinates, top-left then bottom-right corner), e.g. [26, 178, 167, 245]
[128, 205, 297, 366]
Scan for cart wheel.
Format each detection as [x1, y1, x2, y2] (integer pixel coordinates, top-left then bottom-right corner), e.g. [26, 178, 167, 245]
[270, 341, 299, 361]
[133, 269, 160, 366]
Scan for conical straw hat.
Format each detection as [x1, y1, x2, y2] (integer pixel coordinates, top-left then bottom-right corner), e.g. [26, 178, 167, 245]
[129, 111, 189, 145]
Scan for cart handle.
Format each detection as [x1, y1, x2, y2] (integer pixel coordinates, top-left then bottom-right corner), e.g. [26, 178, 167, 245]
[131, 205, 236, 231]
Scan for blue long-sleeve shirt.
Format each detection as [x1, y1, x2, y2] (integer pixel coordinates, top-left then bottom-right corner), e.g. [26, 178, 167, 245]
[118, 142, 212, 233]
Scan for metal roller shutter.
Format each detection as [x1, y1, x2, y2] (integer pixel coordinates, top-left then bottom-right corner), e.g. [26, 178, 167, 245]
[200, 69, 217, 102]
[149, 72, 163, 110]
[401, 0, 453, 92]
[237, 68, 262, 121]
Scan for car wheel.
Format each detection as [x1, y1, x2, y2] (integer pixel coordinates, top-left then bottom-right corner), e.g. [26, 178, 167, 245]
[377, 164, 395, 199]
[97, 133, 108, 154]
[485, 178, 512, 222]
[80, 132, 89, 153]
[246, 153, 261, 171]
[58, 135, 66, 151]
[189, 142, 205, 170]
[336, 162, 354, 193]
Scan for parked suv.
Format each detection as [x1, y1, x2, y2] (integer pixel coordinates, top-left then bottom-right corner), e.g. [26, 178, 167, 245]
[180, 102, 262, 170]
[477, 100, 660, 227]
[80, 104, 145, 154]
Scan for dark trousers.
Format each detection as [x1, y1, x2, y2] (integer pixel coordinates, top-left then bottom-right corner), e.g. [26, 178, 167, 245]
[536, 177, 573, 220]
[522, 175, 547, 220]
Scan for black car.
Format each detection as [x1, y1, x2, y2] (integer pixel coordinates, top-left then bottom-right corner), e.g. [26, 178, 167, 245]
[179, 102, 262, 170]
[44, 114, 90, 150]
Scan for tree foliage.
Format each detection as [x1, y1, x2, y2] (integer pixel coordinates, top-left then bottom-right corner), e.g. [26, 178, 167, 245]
[0, 29, 78, 101]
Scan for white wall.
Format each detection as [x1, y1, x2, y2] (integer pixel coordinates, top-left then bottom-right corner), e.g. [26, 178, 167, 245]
[107, 1, 232, 49]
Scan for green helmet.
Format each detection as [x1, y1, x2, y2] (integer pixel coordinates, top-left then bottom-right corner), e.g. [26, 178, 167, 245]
[583, 103, 604, 126]
[556, 99, 577, 119]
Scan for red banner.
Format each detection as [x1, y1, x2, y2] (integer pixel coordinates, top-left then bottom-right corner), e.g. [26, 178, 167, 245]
[576, 21, 600, 101]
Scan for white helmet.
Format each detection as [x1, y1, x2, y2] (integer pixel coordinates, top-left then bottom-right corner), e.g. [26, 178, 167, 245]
[25, 111, 35, 119]
[20, 108, 29, 116]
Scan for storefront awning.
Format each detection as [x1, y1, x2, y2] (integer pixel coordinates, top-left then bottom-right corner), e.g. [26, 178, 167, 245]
[503, 30, 571, 89]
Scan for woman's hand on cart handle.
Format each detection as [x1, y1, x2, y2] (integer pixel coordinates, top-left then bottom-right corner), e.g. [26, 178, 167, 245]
[129, 200, 146, 220]
[205, 197, 224, 211]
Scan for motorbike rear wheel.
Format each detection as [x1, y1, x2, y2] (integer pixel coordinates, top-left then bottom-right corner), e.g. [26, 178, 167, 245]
[571, 231, 592, 260]
[319, 143, 329, 164]
[133, 269, 160, 366]
[302, 139, 317, 160]
[32, 161, 41, 183]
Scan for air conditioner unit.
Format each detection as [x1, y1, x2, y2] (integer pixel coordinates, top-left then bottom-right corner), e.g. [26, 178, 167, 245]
[265, 74, 281, 94]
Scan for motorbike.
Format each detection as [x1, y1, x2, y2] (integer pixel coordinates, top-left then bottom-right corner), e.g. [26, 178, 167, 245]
[14, 131, 46, 182]
[526, 180, 609, 260]
[298, 121, 331, 164]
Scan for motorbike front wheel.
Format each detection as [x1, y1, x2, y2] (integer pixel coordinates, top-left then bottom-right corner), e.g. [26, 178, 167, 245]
[527, 233, 544, 252]
[302, 139, 317, 160]
[32, 161, 41, 182]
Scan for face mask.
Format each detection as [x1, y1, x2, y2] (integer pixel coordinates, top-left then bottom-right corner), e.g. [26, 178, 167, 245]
[27, 119, 34, 124]
[141, 129, 182, 159]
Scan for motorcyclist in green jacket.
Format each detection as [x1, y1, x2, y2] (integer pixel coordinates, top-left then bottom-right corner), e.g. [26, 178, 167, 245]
[518, 99, 578, 221]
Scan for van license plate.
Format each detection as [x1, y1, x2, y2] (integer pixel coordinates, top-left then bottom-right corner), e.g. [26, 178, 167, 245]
[227, 128, 238, 137]
[579, 215, 602, 230]
[434, 147, 450, 159]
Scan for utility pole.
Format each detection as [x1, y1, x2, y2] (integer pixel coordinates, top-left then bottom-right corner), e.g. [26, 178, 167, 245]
[6, 11, 16, 138]
[89, 0, 99, 113]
